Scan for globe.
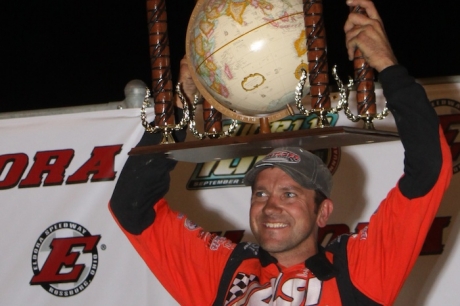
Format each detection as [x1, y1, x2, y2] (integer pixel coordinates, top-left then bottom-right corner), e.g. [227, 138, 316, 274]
[186, 0, 310, 123]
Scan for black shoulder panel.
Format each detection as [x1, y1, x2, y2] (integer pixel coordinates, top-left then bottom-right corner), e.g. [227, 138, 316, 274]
[212, 242, 260, 306]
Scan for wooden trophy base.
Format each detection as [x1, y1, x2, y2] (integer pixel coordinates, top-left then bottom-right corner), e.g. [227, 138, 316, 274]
[129, 126, 399, 163]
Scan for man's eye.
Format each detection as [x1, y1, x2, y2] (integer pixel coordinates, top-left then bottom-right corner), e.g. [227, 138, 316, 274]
[285, 192, 296, 198]
[254, 191, 267, 197]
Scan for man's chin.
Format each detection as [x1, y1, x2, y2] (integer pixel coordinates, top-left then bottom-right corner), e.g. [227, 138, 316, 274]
[259, 239, 289, 254]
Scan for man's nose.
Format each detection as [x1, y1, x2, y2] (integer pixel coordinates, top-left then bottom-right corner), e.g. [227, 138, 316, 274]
[262, 195, 282, 215]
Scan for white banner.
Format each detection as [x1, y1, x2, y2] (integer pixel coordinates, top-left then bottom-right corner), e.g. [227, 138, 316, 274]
[0, 81, 459, 305]
[0, 109, 178, 305]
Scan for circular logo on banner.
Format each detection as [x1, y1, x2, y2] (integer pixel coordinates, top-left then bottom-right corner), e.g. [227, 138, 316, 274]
[29, 222, 101, 297]
[431, 98, 460, 174]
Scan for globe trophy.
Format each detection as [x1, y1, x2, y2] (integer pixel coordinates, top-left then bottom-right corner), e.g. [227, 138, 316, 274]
[129, 0, 398, 163]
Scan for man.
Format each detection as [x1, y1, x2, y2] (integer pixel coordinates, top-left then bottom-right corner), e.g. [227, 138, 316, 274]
[109, 0, 452, 304]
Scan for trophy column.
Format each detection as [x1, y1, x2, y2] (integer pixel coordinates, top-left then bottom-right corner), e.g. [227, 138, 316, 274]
[203, 100, 223, 138]
[146, 0, 175, 143]
[304, 0, 331, 127]
[352, 6, 377, 129]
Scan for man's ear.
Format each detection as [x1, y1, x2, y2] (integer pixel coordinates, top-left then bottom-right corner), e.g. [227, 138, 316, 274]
[317, 199, 333, 228]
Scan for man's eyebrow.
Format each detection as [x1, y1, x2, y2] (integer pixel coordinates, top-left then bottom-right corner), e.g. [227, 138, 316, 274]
[279, 185, 303, 192]
[253, 184, 303, 192]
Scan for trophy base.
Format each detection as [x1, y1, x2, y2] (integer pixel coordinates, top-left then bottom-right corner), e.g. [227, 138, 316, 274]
[129, 126, 399, 163]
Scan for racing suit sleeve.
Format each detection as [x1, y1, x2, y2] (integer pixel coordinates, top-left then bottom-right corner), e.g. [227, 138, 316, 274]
[345, 65, 452, 305]
[109, 109, 235, 306]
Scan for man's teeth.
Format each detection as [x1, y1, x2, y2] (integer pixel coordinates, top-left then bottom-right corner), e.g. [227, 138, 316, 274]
[264, 223, 287, 228]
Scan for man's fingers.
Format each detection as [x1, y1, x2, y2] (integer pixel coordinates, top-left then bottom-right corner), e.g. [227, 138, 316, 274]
[343, 0, 397, 71]
[177, 56, 197, 104]
[344, 11, 369, 35]
[345, 0, 381, 21]
[345, 26, 367, 60]
[344, 3, 387, 61]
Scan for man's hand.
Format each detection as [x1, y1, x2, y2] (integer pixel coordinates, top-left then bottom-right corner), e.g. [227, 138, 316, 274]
[174, 56, 198, 108]
[344, 0, 398, 72]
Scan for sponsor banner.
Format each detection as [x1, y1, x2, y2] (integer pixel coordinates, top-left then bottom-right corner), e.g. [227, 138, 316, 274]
[0, 109, 179, 305]
[0, 82, 459, 305]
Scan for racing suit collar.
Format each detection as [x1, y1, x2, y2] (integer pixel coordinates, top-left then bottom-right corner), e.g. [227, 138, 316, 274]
[259, 246, 337, 281]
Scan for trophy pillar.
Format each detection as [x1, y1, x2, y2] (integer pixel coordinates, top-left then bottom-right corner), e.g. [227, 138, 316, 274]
[147, 0, 175, 143]
[304, 0, 331, 127]
[203, 99, 223, 138]
[352, 6, 377, 129]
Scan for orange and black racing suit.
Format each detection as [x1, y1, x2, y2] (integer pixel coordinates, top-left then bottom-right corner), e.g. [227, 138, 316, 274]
[109, 65, 452, 305]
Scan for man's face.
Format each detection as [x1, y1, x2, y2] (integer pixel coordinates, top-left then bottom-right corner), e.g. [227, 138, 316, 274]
[249, 167, 322, 264]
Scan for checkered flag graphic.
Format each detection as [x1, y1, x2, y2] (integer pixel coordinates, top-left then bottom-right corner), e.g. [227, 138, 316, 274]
[225, 273, 259, 305]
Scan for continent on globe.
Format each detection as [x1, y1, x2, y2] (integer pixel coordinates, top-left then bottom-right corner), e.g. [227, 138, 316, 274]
[186, 0, 310, 122]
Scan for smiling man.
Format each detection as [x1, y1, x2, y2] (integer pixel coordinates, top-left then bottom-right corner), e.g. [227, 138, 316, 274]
[109, 0, 452, 305]
[246, 149, 333, 268]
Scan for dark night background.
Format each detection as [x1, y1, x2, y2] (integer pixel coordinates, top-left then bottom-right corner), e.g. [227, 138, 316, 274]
[2, 0, 460, 113]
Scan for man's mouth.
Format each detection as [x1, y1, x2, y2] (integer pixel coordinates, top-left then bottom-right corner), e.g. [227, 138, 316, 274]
[263, 222, 288, 229]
